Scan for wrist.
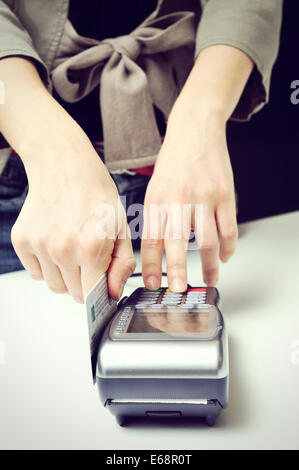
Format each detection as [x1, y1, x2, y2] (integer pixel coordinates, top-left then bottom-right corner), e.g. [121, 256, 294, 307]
[18, 94, 82, 157]
[22, 132, 104, 189]
[166, 99, 227, 141]
[156, 98, 229, 172]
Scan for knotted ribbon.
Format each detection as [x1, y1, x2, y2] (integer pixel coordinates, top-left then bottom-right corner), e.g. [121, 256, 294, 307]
[51, 10, 196, 169]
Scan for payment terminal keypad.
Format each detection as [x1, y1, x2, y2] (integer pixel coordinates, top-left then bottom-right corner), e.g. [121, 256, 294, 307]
[134, 288, 211, 310]
[113, 287, 219, 335]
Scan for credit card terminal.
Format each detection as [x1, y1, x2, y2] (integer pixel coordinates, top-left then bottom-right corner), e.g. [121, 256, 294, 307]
[96, 286, 229, 426]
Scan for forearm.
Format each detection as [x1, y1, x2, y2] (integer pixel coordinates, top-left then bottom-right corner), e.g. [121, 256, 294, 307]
[168, 44, 254, 128]
[0, 56, 85, 166]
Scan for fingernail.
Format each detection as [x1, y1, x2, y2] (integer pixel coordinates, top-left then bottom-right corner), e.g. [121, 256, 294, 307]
[170, 278, 186, 292]
[206, 280, 217, 287]
[145, 276, 159, 290]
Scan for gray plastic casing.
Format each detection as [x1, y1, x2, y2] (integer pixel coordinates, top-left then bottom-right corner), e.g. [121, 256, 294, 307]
[96, 287, 229, 423]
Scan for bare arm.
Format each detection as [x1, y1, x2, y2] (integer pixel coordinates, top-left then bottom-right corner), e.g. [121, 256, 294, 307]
[172, 44, 254, 122]
[0, 57, 135, 301]
[142, 45, 254, 291]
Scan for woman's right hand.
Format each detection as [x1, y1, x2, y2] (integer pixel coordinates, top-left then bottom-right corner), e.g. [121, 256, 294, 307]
[10, 125, 136, 303]
[0, 58, 135, 303]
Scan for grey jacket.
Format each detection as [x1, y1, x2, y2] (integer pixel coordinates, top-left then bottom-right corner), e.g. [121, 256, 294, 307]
[0, 0, 283, 170]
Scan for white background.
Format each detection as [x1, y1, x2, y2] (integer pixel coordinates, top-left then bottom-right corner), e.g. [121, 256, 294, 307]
[0, 211, 299, 450]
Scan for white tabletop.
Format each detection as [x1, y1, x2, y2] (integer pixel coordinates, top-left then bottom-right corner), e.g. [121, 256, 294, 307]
[0, 211, 299, 450]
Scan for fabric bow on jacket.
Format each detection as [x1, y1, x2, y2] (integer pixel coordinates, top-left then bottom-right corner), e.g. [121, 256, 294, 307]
[51, 11, 196, 170]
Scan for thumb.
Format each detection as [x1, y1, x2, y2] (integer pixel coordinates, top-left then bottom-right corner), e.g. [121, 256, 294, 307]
[107, 228, 136, 300]
[80, 238, 114, 300]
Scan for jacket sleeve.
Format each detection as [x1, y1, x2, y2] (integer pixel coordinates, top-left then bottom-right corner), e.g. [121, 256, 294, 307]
[0, 0, 50, 149]
[195, 0, 283, 121]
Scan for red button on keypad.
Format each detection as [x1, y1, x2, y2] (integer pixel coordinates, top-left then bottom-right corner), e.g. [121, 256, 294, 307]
[187, 288, 206, 292]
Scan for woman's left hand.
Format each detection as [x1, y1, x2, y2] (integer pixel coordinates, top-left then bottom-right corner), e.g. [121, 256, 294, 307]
[141, 44, 254, 292]
[141, 107, 238, 292]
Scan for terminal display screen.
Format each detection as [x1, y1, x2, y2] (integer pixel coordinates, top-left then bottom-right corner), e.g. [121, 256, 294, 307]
[127, 309, 210, 334]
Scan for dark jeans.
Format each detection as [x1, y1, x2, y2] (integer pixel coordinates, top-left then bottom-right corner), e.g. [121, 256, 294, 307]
[0, 150, 150, 275]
